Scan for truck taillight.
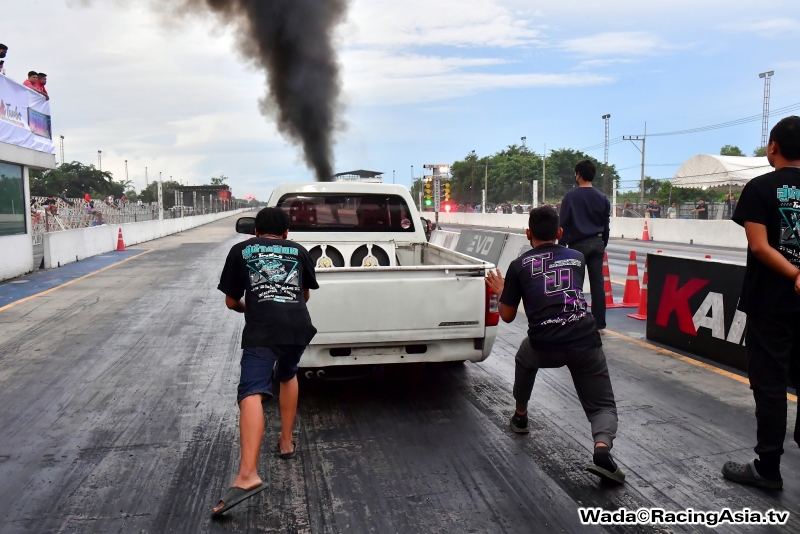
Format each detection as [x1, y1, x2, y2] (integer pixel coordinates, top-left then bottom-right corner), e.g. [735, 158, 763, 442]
[486, 284, 500, 327]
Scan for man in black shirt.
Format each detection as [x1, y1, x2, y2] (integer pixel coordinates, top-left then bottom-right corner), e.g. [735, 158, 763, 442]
[558, 159, 611, 332]
[486, 207, 624, 484]
[694, 199, 708, 220]
[722, 116, 800, 490]
[213, 208, 319, 515]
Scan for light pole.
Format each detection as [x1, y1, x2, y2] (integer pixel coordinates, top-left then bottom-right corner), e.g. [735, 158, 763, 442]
[392, 170, 395, 184]
[759, 71, 775, 150]
[59, 135, 65, 165]
[542, 143, 547, 204]
[97, 150, 102, 171]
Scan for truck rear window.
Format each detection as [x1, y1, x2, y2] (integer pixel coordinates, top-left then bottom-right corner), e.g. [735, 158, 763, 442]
[276, 193, 416, 232]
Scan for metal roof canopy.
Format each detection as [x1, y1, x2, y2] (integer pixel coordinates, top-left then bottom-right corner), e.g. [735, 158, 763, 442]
[333, 170, 384, 179]
[671, 155, 772, 190]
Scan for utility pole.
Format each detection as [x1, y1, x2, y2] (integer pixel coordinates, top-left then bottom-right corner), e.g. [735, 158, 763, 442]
[521, 136, 527, 203]
[393, 170, 395, 184]
[542, 143, 546, 205]
[124, 160, 128, 185]
[759, 70, 775, 150]
[602, 114, 611, 195]
[59, 135, 65, 165]
[97, 150, 102, 171]
[145, 167, 148, 187]
[623, 122, 647, 207]
[484, 162, 489, 210]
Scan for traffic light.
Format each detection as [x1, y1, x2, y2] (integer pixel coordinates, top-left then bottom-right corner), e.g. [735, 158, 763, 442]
[424, 179, 433, 208]
[444, 183, 451, 202]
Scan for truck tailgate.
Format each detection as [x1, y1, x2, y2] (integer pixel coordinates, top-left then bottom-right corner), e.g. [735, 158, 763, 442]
[308, 267, 487, 345]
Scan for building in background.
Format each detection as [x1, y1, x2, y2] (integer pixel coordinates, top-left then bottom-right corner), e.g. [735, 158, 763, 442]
[333, 170, 384, 183]
[0, 75, 57, 281]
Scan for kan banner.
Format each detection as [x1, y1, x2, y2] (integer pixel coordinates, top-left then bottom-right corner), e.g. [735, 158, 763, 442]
[0, 76, 55, 155]
[646, 253, 747, 371]
[454, 230, 508, 267]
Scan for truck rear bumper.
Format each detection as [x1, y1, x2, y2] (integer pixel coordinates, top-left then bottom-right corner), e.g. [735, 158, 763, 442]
[299, 328, 497, 368]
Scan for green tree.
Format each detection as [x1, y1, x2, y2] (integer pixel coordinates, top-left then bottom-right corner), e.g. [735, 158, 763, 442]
[753, 146, 767, 157]
[447, 146, 620, 206]
[137, 180, 182, 208]
[720, 145, 745, 157]
[210, 175, 228, 186]
[29, 162, 122, 198]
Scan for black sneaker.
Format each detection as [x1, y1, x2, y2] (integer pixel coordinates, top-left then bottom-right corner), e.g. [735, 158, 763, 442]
[722, 459, 783, 490]
[586, 447, 626, 484]
[510, 412, 529, 434]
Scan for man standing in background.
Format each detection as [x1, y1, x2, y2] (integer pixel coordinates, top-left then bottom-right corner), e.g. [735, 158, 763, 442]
[559, 159, 611, 333]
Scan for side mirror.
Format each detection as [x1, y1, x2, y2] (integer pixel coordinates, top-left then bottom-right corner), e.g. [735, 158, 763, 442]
[236, 217, 256, 235]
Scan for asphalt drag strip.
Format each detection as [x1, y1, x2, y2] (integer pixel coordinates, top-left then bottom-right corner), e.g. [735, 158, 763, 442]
[0, 216, 797, 533]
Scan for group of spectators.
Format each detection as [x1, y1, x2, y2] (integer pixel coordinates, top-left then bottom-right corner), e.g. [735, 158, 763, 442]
[620, 195, 738, 220]
[0, 43, 50, 100]
[23, 71, 49, 100]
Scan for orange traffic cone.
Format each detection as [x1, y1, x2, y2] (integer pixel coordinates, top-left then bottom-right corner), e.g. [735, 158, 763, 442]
[600, 251, 625, 309]
[620, 251, 640, 308]
[116, 228, 125, 251]
[627, 257, 648, 320]
[641, 220, 651, 241]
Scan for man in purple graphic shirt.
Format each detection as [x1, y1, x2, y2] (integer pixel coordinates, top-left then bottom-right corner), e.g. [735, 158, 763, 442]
[486, 206, 624, 484]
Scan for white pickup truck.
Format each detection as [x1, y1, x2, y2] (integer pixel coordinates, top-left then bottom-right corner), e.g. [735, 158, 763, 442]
[235, 182, 498, 369]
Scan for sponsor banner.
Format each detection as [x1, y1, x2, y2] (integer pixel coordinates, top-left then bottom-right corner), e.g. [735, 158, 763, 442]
[454, 229, 508, 267]
[646, 254, 746, 371]
[0, 76, 55, 154]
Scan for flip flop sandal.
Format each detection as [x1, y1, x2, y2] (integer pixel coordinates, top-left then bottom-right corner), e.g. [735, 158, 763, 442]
[586, 463, 626, 484]
[278, 440, 297, 460]
[722, 460, 783, 490]
[211, 483, 269, 517]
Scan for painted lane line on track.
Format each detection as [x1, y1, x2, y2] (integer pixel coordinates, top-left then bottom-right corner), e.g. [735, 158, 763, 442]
[605, 329, 798, 403]
[0, 249, 154, 313]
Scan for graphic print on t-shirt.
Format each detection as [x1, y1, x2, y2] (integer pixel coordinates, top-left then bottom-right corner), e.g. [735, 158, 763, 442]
[242, 244, 302, 303]
[522, 252, 587, 319]
[776, 185, 800, 265]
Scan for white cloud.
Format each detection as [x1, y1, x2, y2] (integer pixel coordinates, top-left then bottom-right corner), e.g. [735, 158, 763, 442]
[559, 31, 678, 56]
[341, 50, 612, 105]
[718, 18, 798, 37]
[343, 0, 543, 49]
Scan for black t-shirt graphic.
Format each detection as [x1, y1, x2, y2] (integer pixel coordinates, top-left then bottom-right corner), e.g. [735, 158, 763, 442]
[218, 237, 320, 348]
[733, 167, 800, 313]
[500, 243, 601, 351]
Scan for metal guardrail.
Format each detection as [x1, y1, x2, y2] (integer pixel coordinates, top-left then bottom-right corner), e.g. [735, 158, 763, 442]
[29, 196, 240, 244]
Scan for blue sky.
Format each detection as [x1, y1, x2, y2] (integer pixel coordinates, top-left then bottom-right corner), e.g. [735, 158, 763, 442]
[4, 0, 799, 199]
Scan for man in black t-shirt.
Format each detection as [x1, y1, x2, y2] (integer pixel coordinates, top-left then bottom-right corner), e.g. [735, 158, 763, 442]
[485, 207, 624, 484]
[722, 116, 800, 491]
[213, 207, 319, 516]
[559, 159, 611, 333]
[694, 199, 708, 219]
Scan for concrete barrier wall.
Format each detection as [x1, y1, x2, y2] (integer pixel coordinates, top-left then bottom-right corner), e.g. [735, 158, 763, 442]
[0, 233, 34, 282]
[438, 212, 747, 249]
[42, 210, 248, 269]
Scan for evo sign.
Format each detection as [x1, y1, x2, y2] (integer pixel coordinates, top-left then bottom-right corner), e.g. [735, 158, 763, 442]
[455, 230, 508, 267]
[646, 254, 747, 371]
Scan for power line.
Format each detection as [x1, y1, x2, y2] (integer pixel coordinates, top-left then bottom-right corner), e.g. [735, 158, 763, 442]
[579, 101, 800, 151]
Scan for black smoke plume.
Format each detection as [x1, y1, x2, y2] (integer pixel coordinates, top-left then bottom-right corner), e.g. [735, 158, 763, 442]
[180, 0, 348, 181]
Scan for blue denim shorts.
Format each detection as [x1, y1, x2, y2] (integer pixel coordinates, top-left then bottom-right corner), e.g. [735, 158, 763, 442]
[237, 346, 305, 404]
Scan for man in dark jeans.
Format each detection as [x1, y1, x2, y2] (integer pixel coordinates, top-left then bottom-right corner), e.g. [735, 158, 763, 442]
[558, 159, 611, 333]
[486, 206, 624, 484]
[722, 116, 800, 490]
